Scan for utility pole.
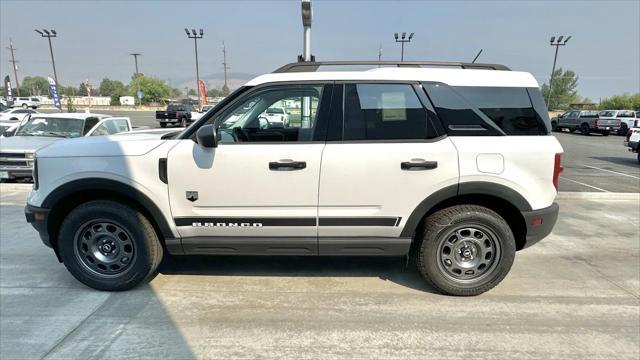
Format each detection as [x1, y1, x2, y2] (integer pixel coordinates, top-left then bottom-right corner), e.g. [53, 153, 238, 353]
[378, 44, 382, 62]
[185, 28, 204, 104]
[394, 32, 414, 61]
[547, 35, 571, 110]
[6, 38, 20, 96]
[129, 53, 141, 76]
[35, 29, 59, 86]
[222, 42, 230, 96]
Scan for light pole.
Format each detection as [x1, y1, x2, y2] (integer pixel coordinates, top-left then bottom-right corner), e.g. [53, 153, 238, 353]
[129, 53, 141, 76]
[394, 32, 414, 61]
[547, 35, 571, 110]
[35, 29, 59, 86]
[185, 28, 203, 105]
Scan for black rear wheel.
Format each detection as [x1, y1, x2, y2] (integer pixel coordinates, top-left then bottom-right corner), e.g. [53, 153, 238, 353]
[580, 123, 590, 135]
[416, 205, 516, 296]
[58, 200, 163, 291]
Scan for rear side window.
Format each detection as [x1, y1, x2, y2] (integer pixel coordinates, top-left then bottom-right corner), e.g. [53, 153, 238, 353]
[454, 87, 549, 135]
[343, 83, 428, 140]
[617, 111, 635, 117]
[424, 83, 549, 135]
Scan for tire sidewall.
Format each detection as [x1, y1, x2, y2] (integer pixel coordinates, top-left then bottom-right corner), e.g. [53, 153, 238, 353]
[58, 201, 156, 291]
[419, 207, 516, 296]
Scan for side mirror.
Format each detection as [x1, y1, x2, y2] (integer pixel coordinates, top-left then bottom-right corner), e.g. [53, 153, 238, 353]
[196, 124, 217, 148]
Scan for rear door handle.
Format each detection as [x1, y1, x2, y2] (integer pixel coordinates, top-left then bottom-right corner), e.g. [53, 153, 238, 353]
[401, 160, 438, 170]
[269, 160, 307, 171]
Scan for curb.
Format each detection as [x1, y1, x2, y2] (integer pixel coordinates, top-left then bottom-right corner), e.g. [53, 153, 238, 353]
[556, 192, 640, 200]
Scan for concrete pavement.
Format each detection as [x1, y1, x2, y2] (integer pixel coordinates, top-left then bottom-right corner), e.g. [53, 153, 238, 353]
[1, 188, 639, 359]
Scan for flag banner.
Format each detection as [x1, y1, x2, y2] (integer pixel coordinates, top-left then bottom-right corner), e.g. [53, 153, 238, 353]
[198, 79, 207, 107]
[47, 76, 62, 110]
[4, 75, 13, 105]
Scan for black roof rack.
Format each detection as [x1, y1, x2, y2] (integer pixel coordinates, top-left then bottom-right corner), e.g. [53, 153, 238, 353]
[273, 61, 511, 73]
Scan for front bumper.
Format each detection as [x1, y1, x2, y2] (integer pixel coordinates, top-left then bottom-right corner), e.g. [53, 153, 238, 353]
[0, 167, 33, 179]
[520, 202, 559, 249]
[25, 204, 52, 248]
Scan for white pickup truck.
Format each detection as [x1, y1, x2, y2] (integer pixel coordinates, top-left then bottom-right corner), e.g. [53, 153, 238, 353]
[624, 120, 640, 163]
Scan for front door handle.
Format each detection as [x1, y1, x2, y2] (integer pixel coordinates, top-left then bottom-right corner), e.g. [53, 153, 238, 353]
[269, 160, 307, 171]
[401, 160, 438, 170]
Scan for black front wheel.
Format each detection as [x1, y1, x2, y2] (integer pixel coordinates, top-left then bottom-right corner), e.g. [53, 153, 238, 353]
[551, 121, 558, 132]
[58, 200, 163, 291]
[416, 205, 516, 296]
[580, 123, 591, 135]
[159, 122, 167, 128]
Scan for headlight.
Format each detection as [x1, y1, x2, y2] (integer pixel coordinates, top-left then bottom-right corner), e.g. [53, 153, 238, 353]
[25, 152, 35, 159]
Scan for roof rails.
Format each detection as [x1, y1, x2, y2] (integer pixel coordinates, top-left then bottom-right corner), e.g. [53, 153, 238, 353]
[273, 61, 511, 73]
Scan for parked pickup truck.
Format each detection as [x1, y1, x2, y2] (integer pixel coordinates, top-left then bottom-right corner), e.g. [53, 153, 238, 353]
[599, 110, 639, 135]
[624, 120, 640, 163]
[552, 110, 620, 136]
[156, 103, 195, 128]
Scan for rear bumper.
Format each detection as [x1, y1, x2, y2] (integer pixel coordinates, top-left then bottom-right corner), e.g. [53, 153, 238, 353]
[520, 202, 559, 249]
[25, 204, 52, 247]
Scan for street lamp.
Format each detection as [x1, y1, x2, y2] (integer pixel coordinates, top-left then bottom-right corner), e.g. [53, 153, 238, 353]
[35, 29, 59, 86]
[394, 32, 414, 61]
[547, 35, 571, 110]
[129, 53, 142, 76]
[185, 28, 204, 105]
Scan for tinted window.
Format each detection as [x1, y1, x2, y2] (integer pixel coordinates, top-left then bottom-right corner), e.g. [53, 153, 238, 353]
[580, 111, 598, 118]
[617, 111, 635, 117]
[167, 104, 185, 111]
[423, 82, 499, 136]
[215, 84, 325, 143]
[454, 87, 548, 135]
[343, 84, 427, 140]
[82, 117, 100, 134]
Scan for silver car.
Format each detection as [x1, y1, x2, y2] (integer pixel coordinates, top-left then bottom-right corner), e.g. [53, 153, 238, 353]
[0, 113, 131, 181]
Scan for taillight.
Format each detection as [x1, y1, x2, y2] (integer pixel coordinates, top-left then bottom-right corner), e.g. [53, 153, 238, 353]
[594, 117, 599, 128]
[176, 111, 181, 118]
[552, 153, 563, 191]
[627, 129, 633, 142]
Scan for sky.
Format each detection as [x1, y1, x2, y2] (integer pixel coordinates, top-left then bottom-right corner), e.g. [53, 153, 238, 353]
[0, 0, 638, 100]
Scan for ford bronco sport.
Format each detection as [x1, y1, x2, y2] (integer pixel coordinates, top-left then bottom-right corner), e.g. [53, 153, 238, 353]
[25, 61, 562, 296]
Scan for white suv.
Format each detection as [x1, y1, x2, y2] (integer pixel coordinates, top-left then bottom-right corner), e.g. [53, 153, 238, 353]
[25, 61, 563, 296]
[11, 97, 41, 109]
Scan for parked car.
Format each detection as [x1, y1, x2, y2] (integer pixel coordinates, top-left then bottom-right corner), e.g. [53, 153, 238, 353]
[0, 113, 131, 181]
[11, 97, 41, 109]
[0, 121, 20, 138]
[156, 103, 194, 127]
[0, 108, 38, 121]
[598, 110, 638, 135]
[25, 60, 562, 296]
[190, 105, 214, 122]
[258, 107, 289, 128]
[553, 110, 620, 135]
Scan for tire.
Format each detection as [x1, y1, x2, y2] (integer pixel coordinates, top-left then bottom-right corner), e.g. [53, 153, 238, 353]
[602, 131, 610, 137]
[21, 103, 28, 109]
[618, 124, 628, 136]
[580, 123, 590, 135]
[551, 121, 558, 132]
[180, 117, 187, 127]
[58, 200, 163, 291]
[159, 122, 167, 128]
[416, 205, 516, 296]
[637, 151, 639, 164]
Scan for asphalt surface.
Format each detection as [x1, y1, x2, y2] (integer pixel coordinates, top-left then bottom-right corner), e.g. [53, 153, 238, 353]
[33, 109, 640, 193]
[1, 186, 639, 359]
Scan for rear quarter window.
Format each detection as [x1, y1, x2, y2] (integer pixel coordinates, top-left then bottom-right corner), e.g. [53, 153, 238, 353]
[423, 83, 550, 136]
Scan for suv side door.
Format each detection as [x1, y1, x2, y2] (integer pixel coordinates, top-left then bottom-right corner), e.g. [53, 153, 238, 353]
[317, 83, 458, 255]
[166, 83, 333, 254]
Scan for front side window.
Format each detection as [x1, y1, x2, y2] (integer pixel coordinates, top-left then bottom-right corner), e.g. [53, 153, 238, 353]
[343, 83, 428, 140]
[90, 119, 129, 136]
[16, 117, 84, 138]
[215, 84, 324, 143]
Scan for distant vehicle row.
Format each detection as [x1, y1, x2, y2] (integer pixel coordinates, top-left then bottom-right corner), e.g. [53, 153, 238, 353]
[0, 97, 42, 109]
[551, 110, 639, 136]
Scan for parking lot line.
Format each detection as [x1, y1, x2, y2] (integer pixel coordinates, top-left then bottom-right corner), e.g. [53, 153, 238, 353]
[584, 165, 640, 180]
[559, 176, 609, 192]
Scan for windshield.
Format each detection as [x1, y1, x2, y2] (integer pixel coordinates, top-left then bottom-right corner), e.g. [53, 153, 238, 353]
[16, 117, 84, 138]
[0, 125, 10, 132]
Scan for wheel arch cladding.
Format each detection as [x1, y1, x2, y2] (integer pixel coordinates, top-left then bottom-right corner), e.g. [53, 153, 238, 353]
[42, 178, 174, 260]
[401, 182, 530, 250]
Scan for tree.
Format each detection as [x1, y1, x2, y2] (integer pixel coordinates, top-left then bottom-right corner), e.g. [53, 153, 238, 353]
[128, 75, 171, 103]
[78, 82, 89, 96]
[599, 93, 640, 111]
[187, 88, 196, 96]
[99, 78, 128, 105]
[21, 76, 50, 95]
[207, 88, 225, 97]
[540, 68, 580, 110]
[171, 87, 182, 98]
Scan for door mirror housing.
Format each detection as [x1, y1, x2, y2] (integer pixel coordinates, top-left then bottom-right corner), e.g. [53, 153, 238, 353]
[196, 124, 217, 148]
